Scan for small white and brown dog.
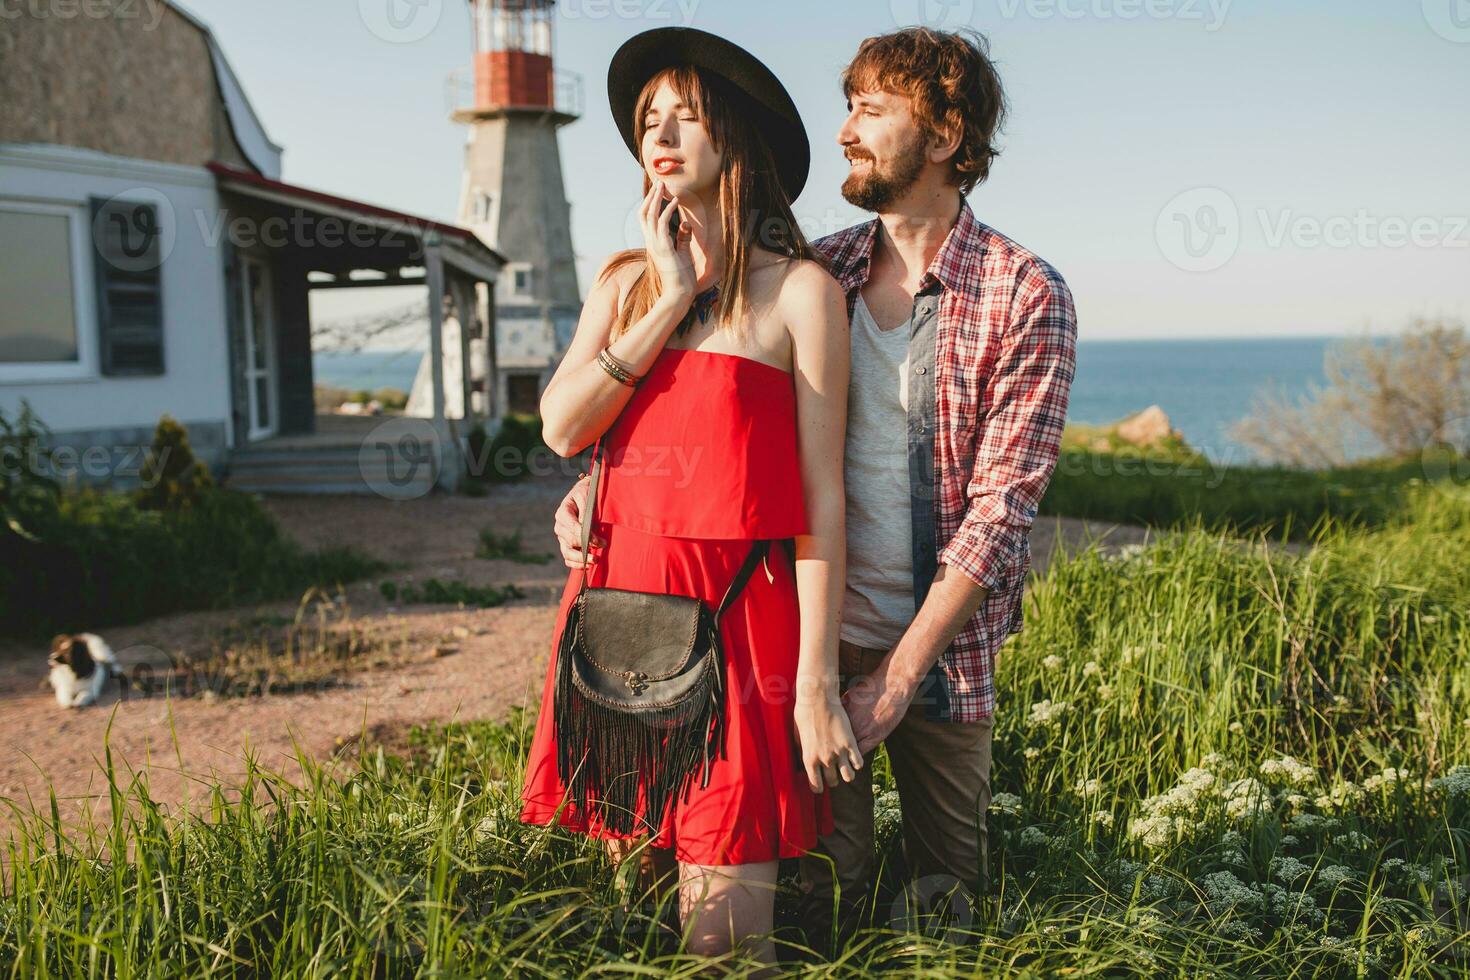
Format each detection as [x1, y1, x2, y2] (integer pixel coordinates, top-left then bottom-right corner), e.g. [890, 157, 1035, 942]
[47, 633, 128, 708]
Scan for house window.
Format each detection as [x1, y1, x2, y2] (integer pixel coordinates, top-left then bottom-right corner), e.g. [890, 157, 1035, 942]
[0, 202, 95, 380]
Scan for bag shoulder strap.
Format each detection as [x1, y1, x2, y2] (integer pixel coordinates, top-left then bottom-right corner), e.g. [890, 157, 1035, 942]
[577, 437, 602, 572]
[715, 539, 770, 619]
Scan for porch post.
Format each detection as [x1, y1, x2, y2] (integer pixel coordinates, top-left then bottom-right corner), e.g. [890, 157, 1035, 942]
[450, 271, 476, 427]
[424, 235, 459, 492]
[425, 238, 447, 426]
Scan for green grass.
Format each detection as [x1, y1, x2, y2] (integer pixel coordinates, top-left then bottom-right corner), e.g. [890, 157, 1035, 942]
[1039, 446, 1464, 539]
[3, 483, 1468, 975]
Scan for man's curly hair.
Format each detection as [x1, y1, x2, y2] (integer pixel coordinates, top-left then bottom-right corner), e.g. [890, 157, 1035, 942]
[841, 27, 1009, 196]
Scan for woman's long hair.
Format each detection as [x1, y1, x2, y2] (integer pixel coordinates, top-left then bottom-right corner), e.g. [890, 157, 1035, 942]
[602, 64, 815, 341]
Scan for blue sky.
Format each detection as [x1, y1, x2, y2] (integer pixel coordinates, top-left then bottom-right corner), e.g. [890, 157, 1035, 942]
[181, 0, 1469, 341]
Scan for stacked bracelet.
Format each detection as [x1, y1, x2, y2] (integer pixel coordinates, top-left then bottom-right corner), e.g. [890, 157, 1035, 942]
[596, 347, 642, 387]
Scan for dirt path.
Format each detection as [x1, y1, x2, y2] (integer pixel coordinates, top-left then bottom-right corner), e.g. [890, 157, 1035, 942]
[0, 478, 1154, 855]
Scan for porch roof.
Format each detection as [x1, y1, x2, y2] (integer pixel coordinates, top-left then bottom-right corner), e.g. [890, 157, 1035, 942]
[205, 160, 506, 282]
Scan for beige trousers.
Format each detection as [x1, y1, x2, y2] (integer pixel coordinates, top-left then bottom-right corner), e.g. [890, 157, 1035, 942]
[795, 638, 994, 950]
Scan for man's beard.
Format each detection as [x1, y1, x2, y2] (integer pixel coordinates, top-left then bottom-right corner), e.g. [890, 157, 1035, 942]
[841, 136, 928, 212]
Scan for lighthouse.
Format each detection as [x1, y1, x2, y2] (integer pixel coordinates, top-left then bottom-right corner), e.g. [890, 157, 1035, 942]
[454, 0, 582, 417]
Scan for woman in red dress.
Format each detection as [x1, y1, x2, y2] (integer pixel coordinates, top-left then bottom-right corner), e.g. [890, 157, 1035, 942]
[518, 27, 860, 967]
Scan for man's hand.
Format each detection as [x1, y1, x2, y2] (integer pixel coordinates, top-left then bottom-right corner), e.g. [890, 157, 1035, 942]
[840, 659, 917, 755]
[553, 474, 603, 568]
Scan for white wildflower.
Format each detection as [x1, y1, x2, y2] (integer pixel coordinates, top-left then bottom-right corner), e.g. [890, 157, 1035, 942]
[1042, 654, 1064, 671]
[1019, 826, 1054, 849]
[1027, 699, 1071, 728]
[1024, 747, 1041, 760]
[1225, 777, 1272, 820]
[1127, 813, 1180, 850]
[1432, 765, 1470, 800]
[1083, 660, 1102, 678]
[1270, 856, 1311, 883]
[1075, 777, 1102, 798]
[1229, 721, 1245, 735]
[1287, 813, 1337, 835]
[1097, 684, 1116, 701]
[1260, 755, 1317, 786]
[1092, 811, 1115, 829]
[1332, 831, 1373, 852]
[1363, 768, 1411, 792]
[1314, 780, 1365, 810]
[1314, 865, 1355, 891]
[990, 792, 1023, 815]
[1200, 871, 1265, 916]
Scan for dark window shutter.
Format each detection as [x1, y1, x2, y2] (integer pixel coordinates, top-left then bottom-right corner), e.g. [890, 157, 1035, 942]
[90, 196, 164, 375]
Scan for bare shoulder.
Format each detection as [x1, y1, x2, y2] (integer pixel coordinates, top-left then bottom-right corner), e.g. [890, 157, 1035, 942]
[746, 251, 843, 308]
[590, 251, 645, 309]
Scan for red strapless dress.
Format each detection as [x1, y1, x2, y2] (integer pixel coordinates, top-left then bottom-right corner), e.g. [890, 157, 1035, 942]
[518, 346, 835, 865]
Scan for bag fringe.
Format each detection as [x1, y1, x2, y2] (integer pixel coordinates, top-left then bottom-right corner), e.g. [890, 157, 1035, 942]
[553, 601, 728, 835]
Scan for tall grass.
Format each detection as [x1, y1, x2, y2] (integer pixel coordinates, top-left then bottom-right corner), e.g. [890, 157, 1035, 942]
[3, 485, 1468, 976]
[1040, 447, 1455, 538]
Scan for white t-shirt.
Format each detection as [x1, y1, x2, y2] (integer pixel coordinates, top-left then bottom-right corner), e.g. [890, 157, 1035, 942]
[839, 293, 916, 650]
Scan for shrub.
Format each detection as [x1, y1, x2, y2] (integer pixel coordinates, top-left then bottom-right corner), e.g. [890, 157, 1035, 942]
[464, 413, 548, 486]
[0, 398, 61, 541]
[132, 414, 214, 511]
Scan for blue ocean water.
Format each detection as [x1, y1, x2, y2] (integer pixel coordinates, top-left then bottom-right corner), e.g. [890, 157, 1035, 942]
[314, 335, 1342, 464]
[314, 350, 424, 395]
[1069, 335, 1335, 464]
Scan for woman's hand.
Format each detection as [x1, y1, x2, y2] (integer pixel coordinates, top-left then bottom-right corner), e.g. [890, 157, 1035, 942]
[640, 178, 695, 304]
[552, 474, 602, 568]
[793, 693, 864, 794]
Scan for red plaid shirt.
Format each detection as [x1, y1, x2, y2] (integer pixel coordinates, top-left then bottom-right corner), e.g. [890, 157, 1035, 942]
[814, 201, 1077, 720]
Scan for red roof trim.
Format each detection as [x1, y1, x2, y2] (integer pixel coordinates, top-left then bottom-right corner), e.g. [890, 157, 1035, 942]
[206, 161, 499, 259]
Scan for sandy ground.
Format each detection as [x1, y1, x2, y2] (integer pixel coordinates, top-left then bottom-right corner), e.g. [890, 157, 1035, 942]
[0, 474, 1156, 858]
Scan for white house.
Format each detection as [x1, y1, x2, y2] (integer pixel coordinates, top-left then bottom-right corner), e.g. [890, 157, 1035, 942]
[0, 2, 506, 494]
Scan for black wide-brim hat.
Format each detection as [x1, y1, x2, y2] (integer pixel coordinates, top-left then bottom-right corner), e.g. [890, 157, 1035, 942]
[607, 27, 810, 201]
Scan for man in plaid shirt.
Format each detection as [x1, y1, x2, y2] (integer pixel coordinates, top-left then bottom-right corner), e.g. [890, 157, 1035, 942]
[551, 26, 1076, 947]
[794, 26, 1076, 945]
